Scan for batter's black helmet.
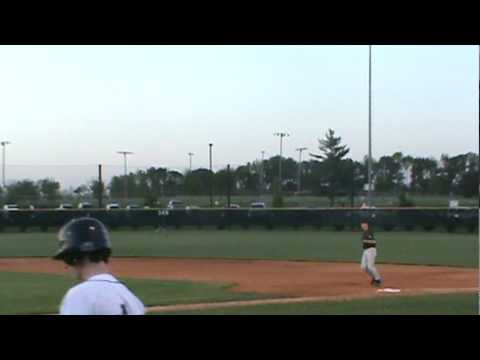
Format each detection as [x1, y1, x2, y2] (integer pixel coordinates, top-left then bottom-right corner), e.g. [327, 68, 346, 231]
[53, 217, 111, 262]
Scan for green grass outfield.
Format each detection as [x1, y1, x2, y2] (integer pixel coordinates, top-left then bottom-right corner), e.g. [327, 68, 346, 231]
[0, 230, 477, 267]
[0, 271, 270, 315]
[150, 293, 479, 315]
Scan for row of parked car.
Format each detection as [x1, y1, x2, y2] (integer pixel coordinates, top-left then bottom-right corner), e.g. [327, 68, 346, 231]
[169, 200, 266, 209]
[2, 200, 267, 211]
[2, 203, 147, 211]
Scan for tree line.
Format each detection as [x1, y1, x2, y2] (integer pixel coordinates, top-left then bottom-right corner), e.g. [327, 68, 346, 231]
[1, 129, 478, 207]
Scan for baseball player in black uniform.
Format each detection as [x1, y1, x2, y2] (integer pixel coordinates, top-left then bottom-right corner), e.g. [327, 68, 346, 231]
[360, 220, 383, 287]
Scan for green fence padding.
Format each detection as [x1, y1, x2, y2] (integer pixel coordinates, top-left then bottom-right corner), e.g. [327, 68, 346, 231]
[0, 208, 477, 232]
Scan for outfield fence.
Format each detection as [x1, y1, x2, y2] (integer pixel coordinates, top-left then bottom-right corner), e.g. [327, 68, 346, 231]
[0, 208, 478, 233]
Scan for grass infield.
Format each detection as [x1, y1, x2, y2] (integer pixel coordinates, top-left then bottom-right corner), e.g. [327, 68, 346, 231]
[0, 271, 269, 315]
[150, 293, 479, 315]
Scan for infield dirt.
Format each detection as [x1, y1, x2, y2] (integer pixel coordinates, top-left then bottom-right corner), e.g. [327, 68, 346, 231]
[0, 258, 476, 302]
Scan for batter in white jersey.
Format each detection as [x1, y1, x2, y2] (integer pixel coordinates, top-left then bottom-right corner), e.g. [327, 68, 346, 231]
[60, 273, 144, 315]
[53, 217, 145, 315]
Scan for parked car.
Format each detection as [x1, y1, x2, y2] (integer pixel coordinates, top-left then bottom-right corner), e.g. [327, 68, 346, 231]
[3, 204, 19, 211]
[106, 203, 120, 210]
[250, 202, 266, 209]
[360, 202, 376, 209]
[167, 200, 185, 209]
[448, 200, 470, 209]
[57, 203, 73, 210]
[226, 204, 240, 209]
[78, 202, 93, 209]
[126, 204, 141, 210]
[186, 205, 200, 210]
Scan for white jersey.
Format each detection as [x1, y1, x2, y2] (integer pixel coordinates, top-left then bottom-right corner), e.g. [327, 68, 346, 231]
[60, 273, 145, 315]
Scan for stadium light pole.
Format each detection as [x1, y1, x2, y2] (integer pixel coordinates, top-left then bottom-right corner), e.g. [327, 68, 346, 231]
[274, 132, 289, 187]
[209, 143, 213, 208]
[295, 147, 307, 194]
[117, 151, 133, 206]
[1, 141, 11, 189]
[188, 152, 194, 172]
[367, 45, 373, 208]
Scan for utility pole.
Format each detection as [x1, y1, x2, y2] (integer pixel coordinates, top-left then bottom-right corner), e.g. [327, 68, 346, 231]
[295, 147, 307, 194]
[98, 164, 104, 209]
[259, 150, 265, 197]
[350, 160, 355, 208]
[209, 143, 213, 208]
[188, 152, 194, 172]
[274, 132, 289, 189]
[1, 141, 11, 189]
[117, 151, 133, 207]
[367, 45, 373, 208]
[227, 164, 231, 208]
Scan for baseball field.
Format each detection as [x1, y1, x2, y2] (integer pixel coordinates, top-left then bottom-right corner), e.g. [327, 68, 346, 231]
[0, 228, 478, 315]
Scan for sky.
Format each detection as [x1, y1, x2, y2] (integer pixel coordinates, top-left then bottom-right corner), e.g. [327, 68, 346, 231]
[0, 45, 478, 188]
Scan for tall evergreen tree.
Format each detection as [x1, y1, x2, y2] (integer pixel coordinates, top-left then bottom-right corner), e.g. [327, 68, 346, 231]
[310, 129, 350, 206]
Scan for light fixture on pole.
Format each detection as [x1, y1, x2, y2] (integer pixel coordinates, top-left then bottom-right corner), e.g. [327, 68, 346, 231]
[117, 151, 133, 206]
[188, 152, 194, 172]
[274, 132, 290, 186]
[295, 147, 307, 194]
[1, 141, 11, 189]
